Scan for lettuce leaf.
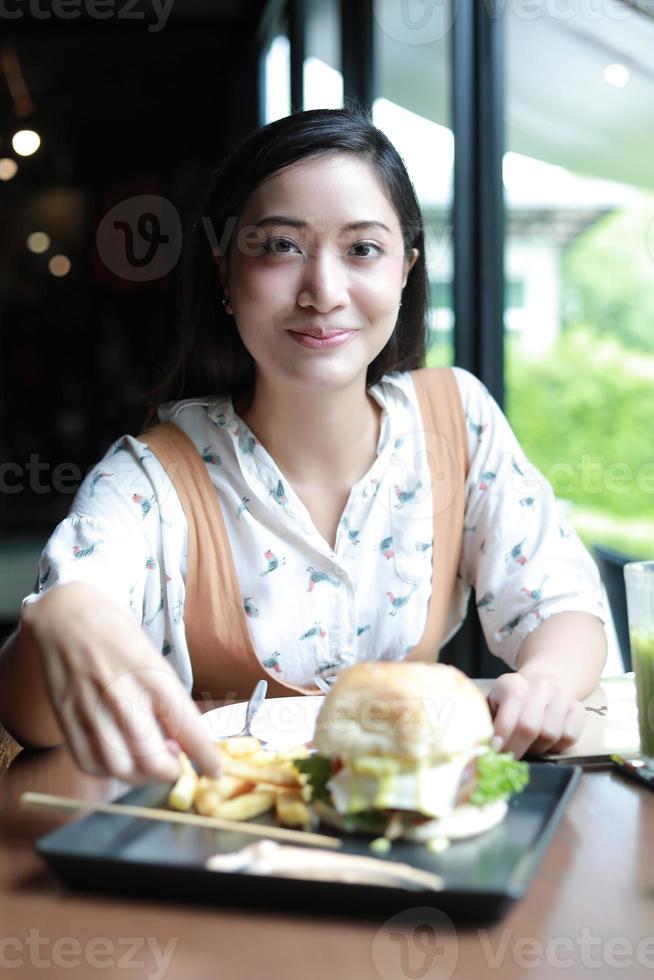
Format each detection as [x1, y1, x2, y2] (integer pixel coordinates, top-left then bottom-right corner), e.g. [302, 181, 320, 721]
[469, 749, 529, 806]
[293, 754, 332, 803]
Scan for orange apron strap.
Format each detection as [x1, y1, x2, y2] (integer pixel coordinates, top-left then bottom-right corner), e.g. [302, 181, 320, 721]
[137, 421, 320, 700]
[404, 367, 469, 662]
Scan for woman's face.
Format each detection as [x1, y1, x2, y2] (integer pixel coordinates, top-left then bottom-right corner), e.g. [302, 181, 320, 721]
[218, 152, 418, 395]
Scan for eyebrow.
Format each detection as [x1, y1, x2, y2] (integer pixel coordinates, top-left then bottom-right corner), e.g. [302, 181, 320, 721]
[254, 215, 392, 234]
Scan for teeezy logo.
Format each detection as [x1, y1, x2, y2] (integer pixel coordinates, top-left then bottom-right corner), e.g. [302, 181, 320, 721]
[96, 195, 182, 282]
[0, 0, 175, 33]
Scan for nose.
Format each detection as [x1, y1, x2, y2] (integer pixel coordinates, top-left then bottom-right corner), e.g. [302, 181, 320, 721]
[296, 249, 349, 314]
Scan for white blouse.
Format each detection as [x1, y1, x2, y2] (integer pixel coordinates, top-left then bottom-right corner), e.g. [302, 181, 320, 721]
[22, 368, 605, 693]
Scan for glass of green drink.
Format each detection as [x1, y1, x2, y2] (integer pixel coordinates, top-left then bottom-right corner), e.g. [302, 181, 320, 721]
[624, 561, 654, 762]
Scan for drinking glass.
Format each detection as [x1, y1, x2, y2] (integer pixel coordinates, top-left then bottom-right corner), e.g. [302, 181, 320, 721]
[624, 561, 654, 762]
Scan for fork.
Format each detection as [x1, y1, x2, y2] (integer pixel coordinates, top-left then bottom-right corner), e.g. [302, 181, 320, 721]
[313, 671, 342, 694]
[231, 679, 268, 740]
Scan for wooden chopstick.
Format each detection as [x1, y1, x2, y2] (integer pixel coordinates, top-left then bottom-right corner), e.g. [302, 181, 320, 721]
[20, 791, 342, 850]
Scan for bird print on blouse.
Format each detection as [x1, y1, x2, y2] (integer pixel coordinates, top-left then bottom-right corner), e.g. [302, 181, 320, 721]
[270, 480, 289, 510]
[495, 609, 542, 642]
[145, 557, 157, 570]
[72, 541, 102, 560]
[522, 576, 548, 602]
[234, 425, 256, 455]
[478, 471, 496, 492]
[89, 471, 112, 496]
[476, 590, 495, 612]
[468, 420, 488, 440]
[376, 536, 395, 559]
[505, 539, 528, 566]
[299, 622, 328, 640]
[306, 566, 341, 591]
[244, 597, 260, 618]
[262, 651, 282, 673]
[201, 446, 222, 466]
[260, 549, 286, 576]
[132, 493, 154, 517]
[340, 516, 360, 545]
[393, 481, 423, 509]
[236, 497, 250, 520]
[385, 584, 418, 616]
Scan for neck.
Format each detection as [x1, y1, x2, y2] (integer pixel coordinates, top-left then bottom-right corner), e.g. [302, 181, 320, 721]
[236, 373, 381, 489]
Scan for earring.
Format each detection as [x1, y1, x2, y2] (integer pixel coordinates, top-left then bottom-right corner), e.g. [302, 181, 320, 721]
[221, 297, 233, 315]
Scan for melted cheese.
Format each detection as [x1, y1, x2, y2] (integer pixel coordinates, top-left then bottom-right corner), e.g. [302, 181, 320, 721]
[327, 750, 481, 818]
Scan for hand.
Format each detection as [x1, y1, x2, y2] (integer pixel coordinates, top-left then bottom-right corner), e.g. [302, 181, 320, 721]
[21, 582, 221, 784]
[487, 672, 586, 759]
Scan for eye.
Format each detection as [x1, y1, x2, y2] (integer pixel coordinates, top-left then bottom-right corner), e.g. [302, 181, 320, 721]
[260, 237, 302, 255]
[349, 241, 384, 258]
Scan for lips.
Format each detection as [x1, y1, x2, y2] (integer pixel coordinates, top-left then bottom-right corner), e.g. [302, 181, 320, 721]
[289, 328, 354, 339]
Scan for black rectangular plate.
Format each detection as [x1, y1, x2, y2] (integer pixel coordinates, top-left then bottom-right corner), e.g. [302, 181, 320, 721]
[36, 763, 580, 921]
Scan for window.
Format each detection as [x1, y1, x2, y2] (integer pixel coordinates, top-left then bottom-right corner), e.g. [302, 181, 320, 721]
[505, 4, 654, 563]
[372, 0, 453, 365]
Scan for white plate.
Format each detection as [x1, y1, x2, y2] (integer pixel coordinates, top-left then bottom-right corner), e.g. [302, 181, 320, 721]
[201, 695, 325, 750]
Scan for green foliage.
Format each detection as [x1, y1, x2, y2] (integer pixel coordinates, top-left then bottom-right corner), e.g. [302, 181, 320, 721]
[561, 203, 654, 353]
[506, 327, 654, 521]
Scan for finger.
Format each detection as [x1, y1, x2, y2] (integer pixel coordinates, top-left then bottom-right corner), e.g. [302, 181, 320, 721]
[491, 680, 529, 751]
[58, 695, 123, 778]
[528, 692, 572, 755]
[154, 674, 221, 777]
[545, 700, 586, 754]
[498, 685, 550, 760]
[98, 673, 182, 783]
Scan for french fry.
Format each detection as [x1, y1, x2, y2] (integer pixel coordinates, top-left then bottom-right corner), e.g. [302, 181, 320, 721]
[220, 758, 301, 788]
[194, 775, 255, 816]
[211, 790, 276, 821]
[167, 752, 199, 811]
[168, 741, 316, 833]
[215, 737, 262, 758]
[275, 791, 311, 830]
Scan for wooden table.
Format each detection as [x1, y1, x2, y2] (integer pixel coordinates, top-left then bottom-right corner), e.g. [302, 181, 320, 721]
[1, 726, 652, 980]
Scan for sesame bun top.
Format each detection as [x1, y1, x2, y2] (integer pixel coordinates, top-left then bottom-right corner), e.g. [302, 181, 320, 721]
[313, 661, 494, 764]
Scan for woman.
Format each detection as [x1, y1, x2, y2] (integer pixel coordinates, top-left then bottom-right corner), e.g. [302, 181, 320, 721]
[0, 108, 606, 783]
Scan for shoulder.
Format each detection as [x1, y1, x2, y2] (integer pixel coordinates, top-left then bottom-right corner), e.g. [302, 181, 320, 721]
[154, 396, 233, 452]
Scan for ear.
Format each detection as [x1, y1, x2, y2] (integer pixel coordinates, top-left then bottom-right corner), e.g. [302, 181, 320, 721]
[402, 248, 419, 288]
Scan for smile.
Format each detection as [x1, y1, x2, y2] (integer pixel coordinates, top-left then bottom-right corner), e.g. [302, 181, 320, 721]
[287, 330, 356, 350]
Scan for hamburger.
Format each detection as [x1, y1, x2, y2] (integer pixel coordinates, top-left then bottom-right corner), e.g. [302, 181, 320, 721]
[296, 662, 528, 842]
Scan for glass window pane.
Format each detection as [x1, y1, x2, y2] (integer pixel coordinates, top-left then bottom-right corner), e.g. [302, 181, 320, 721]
[505, 4, 654, 669]
[304, 0, 343, 109]
[264, 32, 291, 123]
[372, 0, 453, 365]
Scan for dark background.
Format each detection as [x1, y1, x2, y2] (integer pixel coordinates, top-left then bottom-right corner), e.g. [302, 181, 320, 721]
[0, 1, 264, 532]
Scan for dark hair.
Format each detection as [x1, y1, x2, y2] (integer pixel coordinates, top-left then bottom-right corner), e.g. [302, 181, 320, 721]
[149, 106, 429, 417]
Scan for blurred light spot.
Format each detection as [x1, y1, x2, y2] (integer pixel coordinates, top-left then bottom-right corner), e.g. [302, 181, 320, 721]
[604, 64, 629, 88]
[27, 231, 51, 253]
[0, 158, 17, 180]
[48, 254, 71, 277]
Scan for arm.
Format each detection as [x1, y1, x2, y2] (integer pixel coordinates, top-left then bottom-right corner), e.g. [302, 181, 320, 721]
[488, 611, 607, 758]
[0, 619, 64, 749]
[454, 369, 608, 758]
